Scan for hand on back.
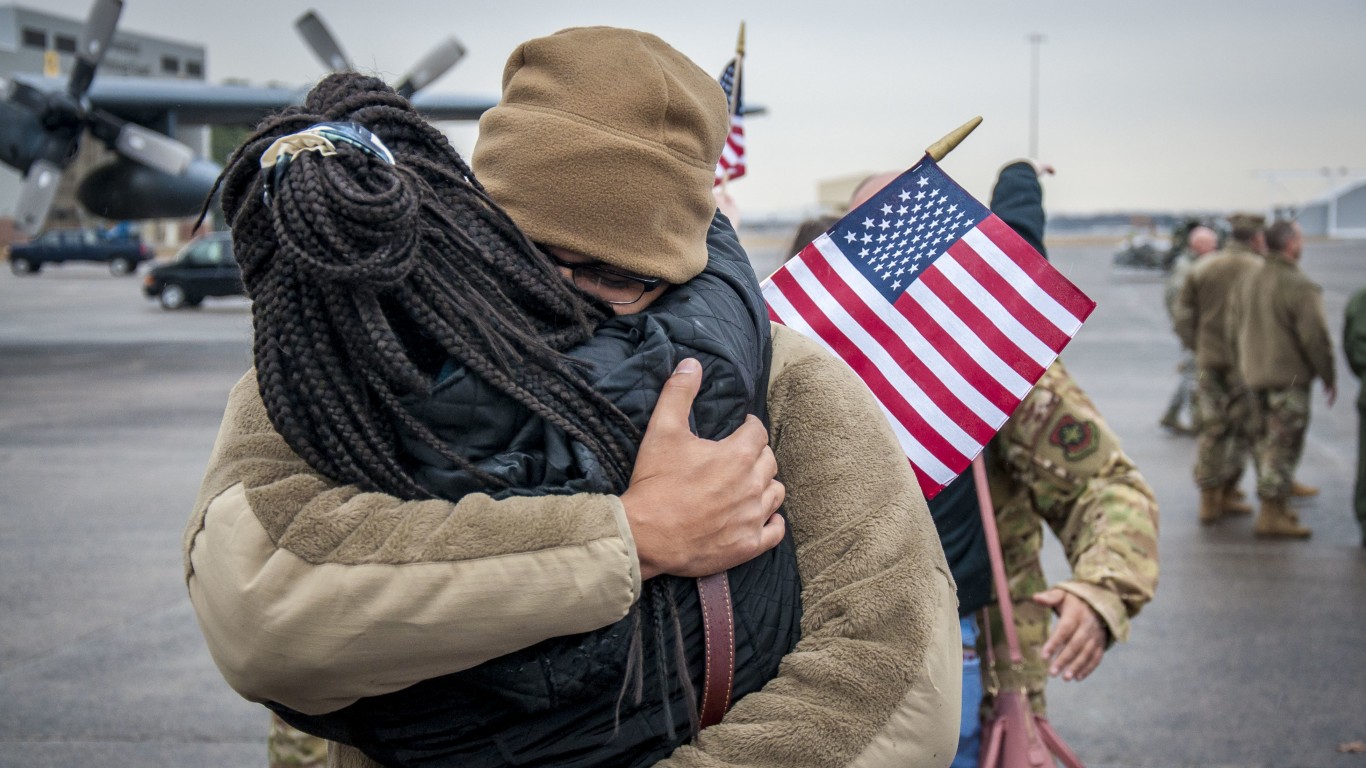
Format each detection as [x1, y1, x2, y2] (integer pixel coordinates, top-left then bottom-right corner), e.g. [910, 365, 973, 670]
[622, 358, 786, 579]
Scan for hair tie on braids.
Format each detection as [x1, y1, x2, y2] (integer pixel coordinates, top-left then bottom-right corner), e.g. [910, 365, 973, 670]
[260, 122, 395, 206]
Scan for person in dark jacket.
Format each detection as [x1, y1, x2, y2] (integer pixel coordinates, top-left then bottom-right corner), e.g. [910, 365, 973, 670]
[212, 28, 802, 764]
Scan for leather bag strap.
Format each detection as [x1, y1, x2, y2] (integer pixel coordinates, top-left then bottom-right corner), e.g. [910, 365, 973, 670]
[973, 456, 1090, 768]
[1036, 717, 1087, 768]
[696, 571, 735, 728]
[972, 454, 1023, 665]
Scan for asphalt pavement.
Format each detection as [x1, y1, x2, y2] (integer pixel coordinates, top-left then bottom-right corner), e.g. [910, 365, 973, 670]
[1, 238, 1363, 768]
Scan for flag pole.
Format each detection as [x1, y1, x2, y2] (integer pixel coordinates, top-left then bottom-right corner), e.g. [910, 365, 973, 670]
[731, 21, 745, 117]
[720, 21, 745, 197]
[926, 116, 983, 162]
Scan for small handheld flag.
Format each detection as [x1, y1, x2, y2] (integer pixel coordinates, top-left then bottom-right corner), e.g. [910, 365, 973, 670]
[714, 23, 746, 187]
[762, 129, 1095, 498]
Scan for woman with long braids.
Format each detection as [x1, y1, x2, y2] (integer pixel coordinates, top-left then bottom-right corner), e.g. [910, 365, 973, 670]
[216, 62, 798, 767]
[187, 26, 961, 768]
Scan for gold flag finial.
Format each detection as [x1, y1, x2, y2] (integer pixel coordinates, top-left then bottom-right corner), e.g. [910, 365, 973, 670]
[736, 21, 746, 57]
[926, 116, 983, 162]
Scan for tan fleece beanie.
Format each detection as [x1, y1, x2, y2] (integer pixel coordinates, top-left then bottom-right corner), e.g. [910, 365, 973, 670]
[471, 27, 730, 284]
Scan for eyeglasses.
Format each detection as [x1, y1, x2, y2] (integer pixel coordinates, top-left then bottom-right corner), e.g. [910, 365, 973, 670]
[547, 254, 663, 305]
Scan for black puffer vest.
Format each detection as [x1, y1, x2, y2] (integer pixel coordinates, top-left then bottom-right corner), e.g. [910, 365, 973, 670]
[273, 214, 802, 767]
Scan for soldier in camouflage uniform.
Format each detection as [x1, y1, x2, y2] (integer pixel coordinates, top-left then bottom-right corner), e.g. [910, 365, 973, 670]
[1344, 286, 1366, 546]
[1232, 220, 1336, 538]
[1161, 225, 1219, 434]
[978, 359, 1160, 716]
[1173, 214, 1265, 524]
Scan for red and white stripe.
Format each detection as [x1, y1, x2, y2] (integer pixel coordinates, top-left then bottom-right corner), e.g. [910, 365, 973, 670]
[762, 213, 1093, 497]
[714, 115, 745, 186]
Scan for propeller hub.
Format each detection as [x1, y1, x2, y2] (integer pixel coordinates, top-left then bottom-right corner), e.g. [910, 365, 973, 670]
[41, 90, 87, 130]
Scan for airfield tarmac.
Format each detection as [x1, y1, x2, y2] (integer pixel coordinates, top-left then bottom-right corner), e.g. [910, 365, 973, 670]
[0, 236, 1363, 767]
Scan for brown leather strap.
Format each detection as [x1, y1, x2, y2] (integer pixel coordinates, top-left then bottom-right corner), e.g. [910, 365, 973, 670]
[696, 571, 734, 728]
[972, 454, 1023, 665]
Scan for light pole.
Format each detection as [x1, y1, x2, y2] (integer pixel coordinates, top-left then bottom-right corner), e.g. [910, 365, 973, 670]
[1027, 33, 1045, 158]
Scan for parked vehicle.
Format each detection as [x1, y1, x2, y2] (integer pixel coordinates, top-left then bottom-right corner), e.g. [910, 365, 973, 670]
[142, 232, 244, 310]
[7, 228, 154, 276]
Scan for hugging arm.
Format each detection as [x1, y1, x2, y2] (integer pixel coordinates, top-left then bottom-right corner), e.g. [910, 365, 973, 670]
[657, 326, 961, 768]
[184, 364, 782, 715]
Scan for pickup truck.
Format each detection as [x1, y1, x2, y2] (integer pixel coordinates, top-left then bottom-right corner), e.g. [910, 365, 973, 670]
[7, 228, 154, 276]
[142, 232, 244, 309]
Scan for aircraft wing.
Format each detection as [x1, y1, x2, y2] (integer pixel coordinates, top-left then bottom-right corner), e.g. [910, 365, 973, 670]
[12, 73, 499, 126]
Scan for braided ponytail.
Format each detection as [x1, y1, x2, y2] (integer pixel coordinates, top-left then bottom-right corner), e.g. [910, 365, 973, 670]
[217, 73, 639, 498]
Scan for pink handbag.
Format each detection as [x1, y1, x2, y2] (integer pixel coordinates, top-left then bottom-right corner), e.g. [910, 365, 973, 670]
[971, 456, 1086, 768]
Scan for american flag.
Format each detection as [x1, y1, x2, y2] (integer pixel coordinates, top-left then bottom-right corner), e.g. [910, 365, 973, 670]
[762, 157, 1095, 498]
[714, 58, 745, 186]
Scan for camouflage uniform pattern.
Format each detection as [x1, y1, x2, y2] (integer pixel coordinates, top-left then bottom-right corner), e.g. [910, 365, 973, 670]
[1345, 288, 1366, 540]
[978, 361, 1160, 716]
[1175, 242, 1263, 490]
[268, 713, 327, 768]
[1250, 387, 1311, 501]
[1233, 254, 1336, 504]
[1191, 366, 1255, 489]
[1164, 249, 1194, 326]
[1233, 255, 1336, 393]
[1161, 250, 1198, 430]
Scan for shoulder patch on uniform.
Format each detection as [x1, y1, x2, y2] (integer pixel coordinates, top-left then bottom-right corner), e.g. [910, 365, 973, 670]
[1006, 386, 1063, 449]
[1048, 414, 1098, 461]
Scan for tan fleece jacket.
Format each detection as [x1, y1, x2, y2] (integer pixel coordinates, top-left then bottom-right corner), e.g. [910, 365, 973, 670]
[184, 324, 960, 768]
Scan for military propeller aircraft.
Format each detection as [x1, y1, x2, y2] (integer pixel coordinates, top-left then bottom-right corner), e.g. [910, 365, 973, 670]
[0, 0, 492, 235]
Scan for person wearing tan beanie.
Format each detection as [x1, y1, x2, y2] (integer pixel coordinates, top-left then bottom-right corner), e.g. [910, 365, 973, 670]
[190, 28, 959, 768]
[472, 26, 728, 286]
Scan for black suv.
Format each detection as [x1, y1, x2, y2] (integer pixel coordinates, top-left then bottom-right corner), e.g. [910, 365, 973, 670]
[143, 232, 245, 310]
[7, 228, 154, 276]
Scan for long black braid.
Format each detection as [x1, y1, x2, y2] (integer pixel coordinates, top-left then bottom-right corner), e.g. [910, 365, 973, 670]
[211, 73, 640, 499]
[208, 72, 705, 743]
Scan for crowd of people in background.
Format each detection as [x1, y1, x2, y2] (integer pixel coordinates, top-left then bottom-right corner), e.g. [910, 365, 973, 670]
[1168, 214, 1351, 542]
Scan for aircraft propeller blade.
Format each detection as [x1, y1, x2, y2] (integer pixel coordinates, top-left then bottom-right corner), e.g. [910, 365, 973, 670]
[69, 0, 124, 99]
[396, 38, 466, 98]
[87, 110, 195, 175]
[15, 159, 63, 236]
[296, 10, 352, 72]
[2, 75, 47, 112]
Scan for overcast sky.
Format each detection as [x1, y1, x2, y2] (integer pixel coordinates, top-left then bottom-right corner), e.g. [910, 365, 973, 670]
[26, 0, 1366, 217]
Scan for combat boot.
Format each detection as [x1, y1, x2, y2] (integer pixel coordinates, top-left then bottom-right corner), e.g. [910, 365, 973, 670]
[1291, 480, 1320, 498]
[1221, 481, 1253, 516]
[1199, 486, 1225, 525]
[1253, 498, 1312, 539]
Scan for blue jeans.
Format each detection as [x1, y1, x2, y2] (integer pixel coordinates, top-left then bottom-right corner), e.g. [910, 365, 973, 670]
[952, 615, 983, 768]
